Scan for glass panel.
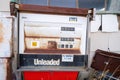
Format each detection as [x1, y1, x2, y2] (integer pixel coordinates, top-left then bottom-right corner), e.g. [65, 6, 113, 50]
[107, 0, 120, 11]
[50, 0, 76, 8]
[19, 0, 48, 6]
[79, 0, 105, 10]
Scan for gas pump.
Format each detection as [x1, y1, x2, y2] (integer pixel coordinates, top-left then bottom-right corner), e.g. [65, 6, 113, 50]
[10, 2, 94, 80]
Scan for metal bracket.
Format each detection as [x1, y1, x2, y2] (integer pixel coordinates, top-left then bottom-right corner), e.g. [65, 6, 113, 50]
[10, 2, 18, 16]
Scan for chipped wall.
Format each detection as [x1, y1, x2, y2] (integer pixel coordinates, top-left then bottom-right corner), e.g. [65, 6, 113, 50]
[88, 14, 120, 67]
[0, 59, 7, 80]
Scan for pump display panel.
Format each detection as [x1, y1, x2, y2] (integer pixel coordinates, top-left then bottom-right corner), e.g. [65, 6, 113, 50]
[19, 13, 87, 55]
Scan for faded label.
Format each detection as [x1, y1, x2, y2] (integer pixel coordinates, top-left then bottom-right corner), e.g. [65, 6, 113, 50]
[69, 17, 77, 22]
[34, 59, 60, 66]
[62, 54, 74, 62]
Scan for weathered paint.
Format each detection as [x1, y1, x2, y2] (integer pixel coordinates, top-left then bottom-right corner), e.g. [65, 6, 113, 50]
[25, 38, 81, 50]
[24, 23, 82, 38]
[24, 22, 82, 53]
[19, 13, 87, 55]
[0, 18, 12, 57]
[6, 59, 12, 80]
[0, 58, 12, 80]
[0, 59, 7, 80]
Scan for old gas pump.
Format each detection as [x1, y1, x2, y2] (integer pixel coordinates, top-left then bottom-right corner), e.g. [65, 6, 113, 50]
[10, 1, 94, 80]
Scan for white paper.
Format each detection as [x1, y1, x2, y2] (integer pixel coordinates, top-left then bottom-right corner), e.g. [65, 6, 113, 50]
[102, 14, 119, 32]
[91, 15, 101, 32]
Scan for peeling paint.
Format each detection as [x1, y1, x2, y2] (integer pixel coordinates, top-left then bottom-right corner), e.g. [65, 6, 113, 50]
[0, 58, 12, 80]
[0, 59, 7, 80]
[19, 13, 87, 55]
[6, 59, 12, 80]
[0, 18, 12, 57]
[24, 23, 81, 53]
[25, 37, 81, 53]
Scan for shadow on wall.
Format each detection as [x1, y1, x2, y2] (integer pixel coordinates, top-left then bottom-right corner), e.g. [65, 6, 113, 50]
[117, 15, 120, 30]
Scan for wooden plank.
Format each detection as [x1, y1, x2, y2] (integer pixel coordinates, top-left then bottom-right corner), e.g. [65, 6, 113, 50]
[18, 4, 88, 16]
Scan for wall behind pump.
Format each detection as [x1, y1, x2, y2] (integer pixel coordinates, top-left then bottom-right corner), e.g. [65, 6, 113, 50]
[88, 14, 120, 67]
[0, 14, 13, 80]
[0, 0, 10, 11]
[0, 0, 12, 79]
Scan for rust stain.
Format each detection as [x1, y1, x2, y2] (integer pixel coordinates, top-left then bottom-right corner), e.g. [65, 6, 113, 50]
[0, 58, 12, 80]
[25, 37, 81, 50]
[25, 36, 81, 40]
[25, 49, 80, 54]
[6, 59, 12, 80]
[24, 25, 81, 54]
[19, 4, 89, 16]
[48, 41, 57, 49]
[25, 36, 61, 39]
[0, 22, 4, 43]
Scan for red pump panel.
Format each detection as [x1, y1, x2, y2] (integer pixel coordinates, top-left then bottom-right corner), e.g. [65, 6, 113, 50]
[23, 71, 50, 80]
[51, 71, 78, 80]
[23, 71, 78, 80]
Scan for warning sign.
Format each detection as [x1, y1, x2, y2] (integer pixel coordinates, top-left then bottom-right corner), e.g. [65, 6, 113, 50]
[31, 41, 39, 48]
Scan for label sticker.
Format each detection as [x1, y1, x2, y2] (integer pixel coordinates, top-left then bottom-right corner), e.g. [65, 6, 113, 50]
[31, 41, 39, 48]
[69, 17, 77, 22]
[62, 54, 74, 62]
